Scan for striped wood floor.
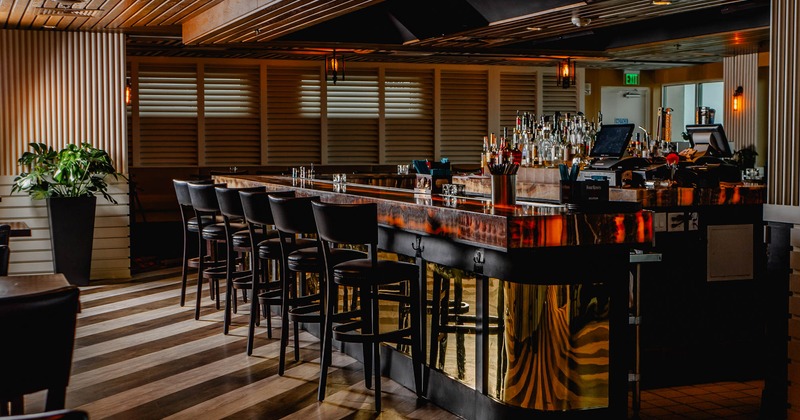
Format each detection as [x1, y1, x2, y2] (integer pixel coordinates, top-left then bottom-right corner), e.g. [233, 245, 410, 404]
[21, 270, 461, 419]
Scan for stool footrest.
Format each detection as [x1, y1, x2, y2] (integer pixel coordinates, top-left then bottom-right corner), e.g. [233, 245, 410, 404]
[288, 304, 322, 323]
[333, 322, 411, 344]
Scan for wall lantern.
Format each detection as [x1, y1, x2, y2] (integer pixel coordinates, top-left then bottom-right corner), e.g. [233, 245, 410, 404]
[732, 86, 743, 112]
[125, 79, 132, 106]
[557, 58, 575, 89]
[326, 49, 345, 84]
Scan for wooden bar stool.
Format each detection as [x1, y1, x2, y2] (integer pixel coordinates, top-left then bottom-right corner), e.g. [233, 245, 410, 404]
[269, 195, 364, 375]
[215, 185, 266, 335]
[312, 201, 423, 412]
[239, 189, 294, 355]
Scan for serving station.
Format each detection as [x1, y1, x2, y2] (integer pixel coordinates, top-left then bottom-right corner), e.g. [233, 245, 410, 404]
[216, 174, 653, 419]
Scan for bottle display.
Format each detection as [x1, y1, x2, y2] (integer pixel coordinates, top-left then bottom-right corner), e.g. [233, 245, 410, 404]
[484, 111, 599, 171]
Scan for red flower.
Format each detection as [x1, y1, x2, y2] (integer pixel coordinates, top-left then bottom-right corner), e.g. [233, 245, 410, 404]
[665, 152, 680, 165]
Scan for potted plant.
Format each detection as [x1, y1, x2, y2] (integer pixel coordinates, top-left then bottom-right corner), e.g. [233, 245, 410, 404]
[12, 142, 125, 285]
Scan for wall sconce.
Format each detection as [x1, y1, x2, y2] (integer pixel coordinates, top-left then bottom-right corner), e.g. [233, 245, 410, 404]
[125, 79, 132, 106]
[556, 58, 575, 89]
[326, 49, 345, 84]
[732, 86, 743, 112]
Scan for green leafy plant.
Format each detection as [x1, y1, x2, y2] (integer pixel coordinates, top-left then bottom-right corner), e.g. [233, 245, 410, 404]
[12, 142, 126, 203]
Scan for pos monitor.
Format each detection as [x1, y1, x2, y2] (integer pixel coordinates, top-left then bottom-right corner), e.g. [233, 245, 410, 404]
[685, 124, 733, 158]
[589, 123, 636, 159]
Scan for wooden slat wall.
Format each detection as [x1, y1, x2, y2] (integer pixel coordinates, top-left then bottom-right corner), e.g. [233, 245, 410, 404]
[0, 29, 127, 175]
[723, 52, 759, 151]
[385, 69, 434, 164]
[0, 29, 130, 281]
[440, 70, 488, 165]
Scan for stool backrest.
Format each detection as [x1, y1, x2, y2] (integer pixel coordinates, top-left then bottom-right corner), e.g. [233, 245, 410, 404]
[187, 182, 226, 213]
[311, 202, 379, 247]
[173, 178, 211, 207]
[239, 190, 295, 227]
[215, 186, 266, 219]
[268, 195, 321, 236]
[0, 286, 80, 408]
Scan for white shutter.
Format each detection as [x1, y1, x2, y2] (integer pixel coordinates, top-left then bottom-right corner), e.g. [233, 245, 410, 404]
[385, 69, 434, 164]
[541, 72, 578, 115]
[204, 65, 261, 166]
[500, 72, 537, 130]
[266, 67, 321, 165]
[137, 65, 198, 166]
[440, 70, 487, 165]
[326, 68, 379, 164]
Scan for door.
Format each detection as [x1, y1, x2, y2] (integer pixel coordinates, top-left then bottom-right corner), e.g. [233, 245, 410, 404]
[600, 86, 650, 134]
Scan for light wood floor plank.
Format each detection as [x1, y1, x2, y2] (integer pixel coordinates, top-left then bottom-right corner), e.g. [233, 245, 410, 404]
[75, 332, 320, 418]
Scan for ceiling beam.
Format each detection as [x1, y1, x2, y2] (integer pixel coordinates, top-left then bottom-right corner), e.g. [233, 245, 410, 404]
[181, 0, 385, 45]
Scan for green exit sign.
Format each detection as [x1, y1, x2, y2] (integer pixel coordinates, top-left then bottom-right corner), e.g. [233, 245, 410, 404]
[624, 71, 640, 85]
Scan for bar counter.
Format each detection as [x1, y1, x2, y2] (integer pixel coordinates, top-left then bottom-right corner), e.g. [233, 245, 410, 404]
[216, 174, 653, 419]
[450, 167, 769, 391]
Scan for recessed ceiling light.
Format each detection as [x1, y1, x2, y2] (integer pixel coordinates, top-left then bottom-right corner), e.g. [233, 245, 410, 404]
[652, 0, 673, 5]
[526, 27, 543, 31]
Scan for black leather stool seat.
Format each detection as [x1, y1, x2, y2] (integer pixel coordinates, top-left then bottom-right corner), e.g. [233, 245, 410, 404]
[258, 237, 316, 260]
[287, 247, 365, 273]
[201, 224, 227, 241]
[233, 228, 274, 249]
[187, 215, 221, 232]
[333, 259, 418, 287]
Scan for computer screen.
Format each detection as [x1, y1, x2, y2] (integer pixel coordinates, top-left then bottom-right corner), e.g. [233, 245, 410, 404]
[589, 124, 635, 158]
[685, 124, 733, 158]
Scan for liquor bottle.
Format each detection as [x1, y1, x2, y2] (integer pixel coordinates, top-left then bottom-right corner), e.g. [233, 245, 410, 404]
[481, 136, 489, 176]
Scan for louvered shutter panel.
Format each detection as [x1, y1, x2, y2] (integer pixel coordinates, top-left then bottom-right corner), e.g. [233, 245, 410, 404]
[385, 69, 434, 164]
[541, 73, 578, 115]
[440, 71, 487, 165]
[137, 65, 198, 166]
[500, 72, 537, 130]
[266, 67, 321, 165]
[204, 66, 260, 166]
[327, 68, 379, 164]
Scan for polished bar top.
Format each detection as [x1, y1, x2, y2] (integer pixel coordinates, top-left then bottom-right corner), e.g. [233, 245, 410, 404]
[215, 175, 653, 251]
[0, 273, 72, 299]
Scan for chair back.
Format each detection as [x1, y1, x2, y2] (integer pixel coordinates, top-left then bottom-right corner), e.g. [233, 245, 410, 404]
[0, 223, 10, 246]
[239, 190, 295, 227]
[215, 186, 265, 220]
[0, 244, 9, 276]
[187, 183, 226, 213]
[268, 195, 320, 236]
[312, 201, 378, 247]
[0, 286, 80, 411]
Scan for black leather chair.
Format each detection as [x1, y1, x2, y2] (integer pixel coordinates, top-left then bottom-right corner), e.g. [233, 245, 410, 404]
[187, 182, 228, 320]
[214, 185, 266, 334]
[0, 223, 9, 246]
[239, 190, 296, 355]
[0, 286, 80, 415]
[268, 195, 364, 375]
[172, 179, 213, 307]
[311, 201, 422, 412]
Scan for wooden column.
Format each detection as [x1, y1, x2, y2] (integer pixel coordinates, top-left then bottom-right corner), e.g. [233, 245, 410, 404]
[767, 1, 800, 417]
